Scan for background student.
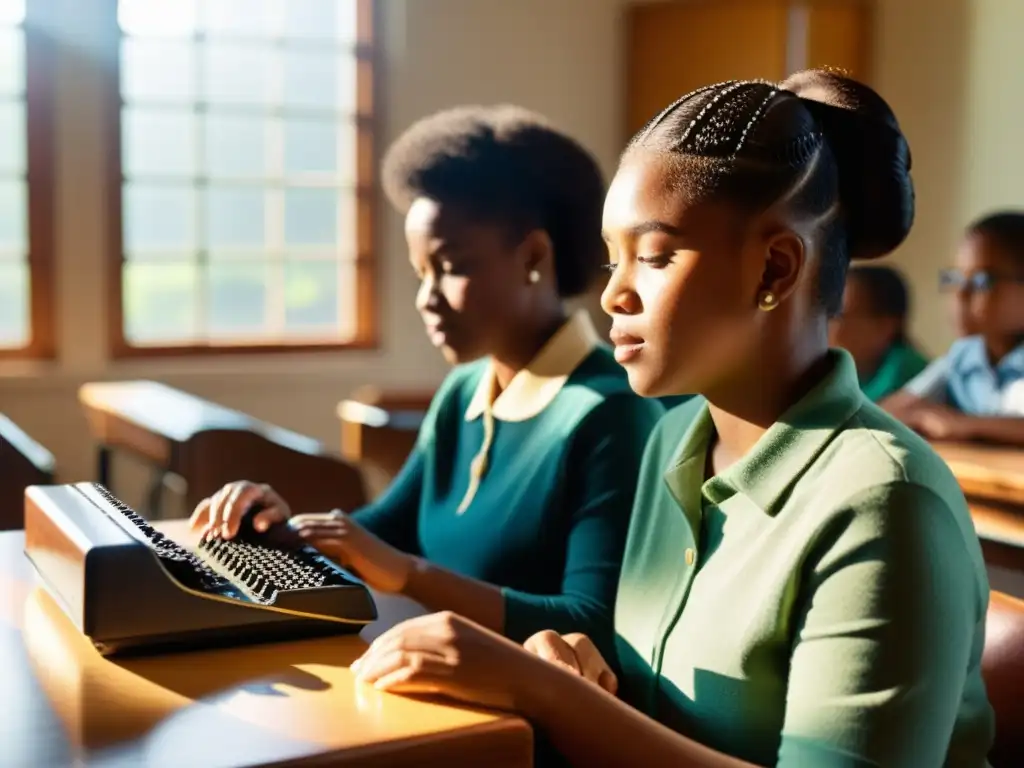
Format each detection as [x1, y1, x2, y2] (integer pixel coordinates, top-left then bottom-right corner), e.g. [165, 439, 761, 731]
[884, 210, 1024, 445]
[829, 264, 928, 401]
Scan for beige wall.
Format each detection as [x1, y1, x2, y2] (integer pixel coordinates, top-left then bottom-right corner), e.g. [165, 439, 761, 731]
[874, 0, 1024, 355]
[3, 0, 1024, 512]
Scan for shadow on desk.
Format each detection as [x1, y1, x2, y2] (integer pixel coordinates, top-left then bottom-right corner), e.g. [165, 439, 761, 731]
[15, 578, 528, 767]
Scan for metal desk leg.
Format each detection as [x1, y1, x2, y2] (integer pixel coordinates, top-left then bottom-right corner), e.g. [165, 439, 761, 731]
[97, 445, 112, 489]
[145, 469, 166, 519]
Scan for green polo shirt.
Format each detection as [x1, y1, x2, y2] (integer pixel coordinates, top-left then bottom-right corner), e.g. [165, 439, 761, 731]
[860, 341, 929, 402]
[615, 350, 994, 766]
[354, 311, 663, 652]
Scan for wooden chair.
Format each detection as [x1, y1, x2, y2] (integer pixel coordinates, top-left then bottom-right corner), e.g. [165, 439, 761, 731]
[337, 388, 434, 488]
[177, 429, 367, 519]
[0, 415, 55, 531]
[983, 590, 1024, 766]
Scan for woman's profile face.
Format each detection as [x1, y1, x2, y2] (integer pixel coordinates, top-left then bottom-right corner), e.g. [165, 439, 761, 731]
[599, 154, 773, 397]
[405, 197, 529, 364]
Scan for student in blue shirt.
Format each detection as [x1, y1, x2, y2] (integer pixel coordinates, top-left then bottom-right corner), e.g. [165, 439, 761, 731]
[884, 211, 1024, 445]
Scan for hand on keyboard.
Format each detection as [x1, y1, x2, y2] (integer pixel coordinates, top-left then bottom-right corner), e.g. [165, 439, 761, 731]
[289, 510, 414, 594]
[190, 481, 291, 539]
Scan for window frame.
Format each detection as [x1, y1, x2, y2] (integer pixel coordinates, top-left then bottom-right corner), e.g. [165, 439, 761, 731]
[104, 0, 378, 359]
[0, 0, 57, 361]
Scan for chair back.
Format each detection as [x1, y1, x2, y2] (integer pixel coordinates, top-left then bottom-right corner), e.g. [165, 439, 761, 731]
[0, 415, 55, 530]
[983, 589, 1024, 766]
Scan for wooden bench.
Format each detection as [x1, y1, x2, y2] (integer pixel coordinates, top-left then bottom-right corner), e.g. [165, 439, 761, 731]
[79, 381, 365, 518]
[0, 414, 55, 530]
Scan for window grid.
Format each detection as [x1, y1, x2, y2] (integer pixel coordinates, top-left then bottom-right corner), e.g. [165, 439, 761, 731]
[113, 0, 375, 354]
[0, 17, 25, 349]
[0, 0, 56, 359]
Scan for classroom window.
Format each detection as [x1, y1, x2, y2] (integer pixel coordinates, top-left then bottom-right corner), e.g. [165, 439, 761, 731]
[112, 0, 376, 356]
[0, 0, 55, 359]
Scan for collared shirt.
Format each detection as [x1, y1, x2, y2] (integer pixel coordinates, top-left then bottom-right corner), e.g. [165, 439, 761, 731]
[615, 350, 994, 766]
[859, 341, 929, 402]
[904, 335, 1024, 415]
[353, 310, 664, 648]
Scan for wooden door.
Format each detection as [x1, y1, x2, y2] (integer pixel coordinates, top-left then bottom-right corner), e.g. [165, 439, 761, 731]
[626, 0, 873, 140]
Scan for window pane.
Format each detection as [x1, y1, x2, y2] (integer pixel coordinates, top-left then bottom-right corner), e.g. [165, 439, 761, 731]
[284, 188, 338, 246]
[204, 42, 274, 106]
[0, 0, 25, 27]
[124, 182, 195, 251]
[119, 0, 197, 38]
[202, 0, 276, 38]
[0, 179, 25, 249]
[284, 117, 349, 177]
[284, 260, 340, 333]
[206, 261, 269, 338]
[204, 186, 265, 248]
[0, 28, 23, 97]
[122, 108, 195, 177]
[0, 100, 24, 174]
[285, 0, 358, 43]
[283, 50, 354, 112]
[121, 39, 195, 103]
[123, 261, 199, 343]
[0, 259, 27, 347]
[205, 114, 267, 178]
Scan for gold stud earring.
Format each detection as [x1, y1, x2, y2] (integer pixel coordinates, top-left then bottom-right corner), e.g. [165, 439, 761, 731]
[757, 291, 778, 311]
[528, 269, 541, 284]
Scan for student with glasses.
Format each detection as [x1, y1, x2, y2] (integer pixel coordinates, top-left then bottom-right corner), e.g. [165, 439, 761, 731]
[883, 211, 1024, 445]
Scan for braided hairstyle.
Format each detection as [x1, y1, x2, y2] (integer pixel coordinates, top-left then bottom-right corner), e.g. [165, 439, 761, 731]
[382, 105, 606, 298]
[625, 69, 915, 316]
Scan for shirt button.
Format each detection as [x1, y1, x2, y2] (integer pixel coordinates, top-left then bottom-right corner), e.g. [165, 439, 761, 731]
[685, 548, 696, 566]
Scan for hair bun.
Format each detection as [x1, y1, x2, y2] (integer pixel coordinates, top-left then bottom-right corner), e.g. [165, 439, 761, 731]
[781, 69, 914, 261]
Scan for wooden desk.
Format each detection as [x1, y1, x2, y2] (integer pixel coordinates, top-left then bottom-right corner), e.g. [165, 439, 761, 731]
[0, 415, 55, 531]
[79, 381, 365, 518]
[931, 441, 1024, 574]
[337, 389, 433, 489]
[931, 441, 1024, 507]
[0, 520, 532, 767]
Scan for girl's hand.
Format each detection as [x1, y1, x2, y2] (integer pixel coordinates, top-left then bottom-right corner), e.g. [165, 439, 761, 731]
[524, 631, 618, 694]
[351, 611, 542, 711]
[289, 510, 414, 594]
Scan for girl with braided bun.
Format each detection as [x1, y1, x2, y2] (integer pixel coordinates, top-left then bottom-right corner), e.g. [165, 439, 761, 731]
[350, 70, 995, 767]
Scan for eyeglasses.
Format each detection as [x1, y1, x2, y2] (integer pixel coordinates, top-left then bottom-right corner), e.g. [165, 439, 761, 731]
[938, 269, 1024, 293]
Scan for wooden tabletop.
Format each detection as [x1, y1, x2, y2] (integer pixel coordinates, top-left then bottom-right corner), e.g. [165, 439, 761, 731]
[0, 520, 532, 767]
[931, 441, 1024, 506]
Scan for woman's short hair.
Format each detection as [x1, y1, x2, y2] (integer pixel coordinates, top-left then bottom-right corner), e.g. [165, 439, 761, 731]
[382, 106, 607, 298]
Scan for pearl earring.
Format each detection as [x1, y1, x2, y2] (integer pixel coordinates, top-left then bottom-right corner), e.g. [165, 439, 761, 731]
[757, 291, 778, 311]
[528, 269, 541, 284]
